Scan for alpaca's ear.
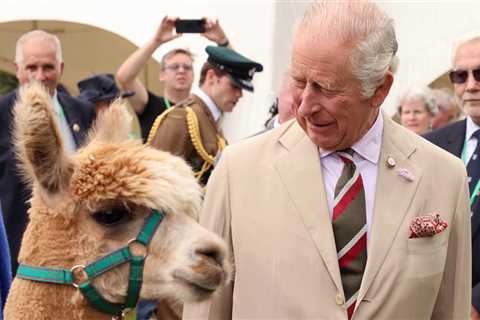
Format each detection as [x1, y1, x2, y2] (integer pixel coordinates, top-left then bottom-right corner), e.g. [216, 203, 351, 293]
[13, 81, 73, 206]
[87, 99, 132, 144]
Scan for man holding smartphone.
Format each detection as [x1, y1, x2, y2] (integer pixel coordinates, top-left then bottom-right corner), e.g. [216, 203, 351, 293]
[116, 16, 231, 142]
[147, 45, 262, 187]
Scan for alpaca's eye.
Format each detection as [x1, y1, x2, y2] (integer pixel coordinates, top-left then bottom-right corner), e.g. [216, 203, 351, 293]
[92, 207, 131, 226]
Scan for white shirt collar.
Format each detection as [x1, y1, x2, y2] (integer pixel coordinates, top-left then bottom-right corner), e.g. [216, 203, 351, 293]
[319, 111, 383, 164]
[466, 116, 480, 141]
[192, 88, 222, 122]
[51, 90, 60, 114]
[273, 115, 281, 129]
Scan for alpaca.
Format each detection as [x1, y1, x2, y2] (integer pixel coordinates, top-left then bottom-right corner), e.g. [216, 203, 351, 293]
[3, 82, 231, 319]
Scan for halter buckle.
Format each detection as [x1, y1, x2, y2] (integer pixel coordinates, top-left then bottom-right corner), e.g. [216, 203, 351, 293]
[127, 238, 148, 258]
[70, 264, 87, 288]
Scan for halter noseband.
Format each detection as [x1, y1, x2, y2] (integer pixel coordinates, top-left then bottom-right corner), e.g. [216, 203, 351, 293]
[16, 209, 165, 318]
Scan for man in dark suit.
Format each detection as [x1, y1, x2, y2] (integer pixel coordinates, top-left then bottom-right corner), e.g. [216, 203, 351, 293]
[424, 34, 480, 319]
[0, 30, 95, 275]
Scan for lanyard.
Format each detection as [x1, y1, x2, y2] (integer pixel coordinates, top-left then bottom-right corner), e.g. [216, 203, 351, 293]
[163, 97, 172, 109]
[461, 140, 480, 206]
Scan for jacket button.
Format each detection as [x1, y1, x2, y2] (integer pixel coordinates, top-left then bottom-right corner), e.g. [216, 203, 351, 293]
[335, 294, 344, 305]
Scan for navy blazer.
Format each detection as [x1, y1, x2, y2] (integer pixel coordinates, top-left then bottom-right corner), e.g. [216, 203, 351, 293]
[424, 119, 480, 310]
[0, 203, 11, 316]
[0, 89, 95, 275]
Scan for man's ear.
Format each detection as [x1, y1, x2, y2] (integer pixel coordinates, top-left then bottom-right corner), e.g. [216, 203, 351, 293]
[15, 63, 21, 79]
[159, 70, 166, 82]
[371, 71, 393, 109]
[59, 61, 64, 77]
[205, 69, 217, 83]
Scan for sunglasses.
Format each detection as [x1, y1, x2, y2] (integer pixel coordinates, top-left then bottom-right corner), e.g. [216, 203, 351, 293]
[449, 67, 480, 84]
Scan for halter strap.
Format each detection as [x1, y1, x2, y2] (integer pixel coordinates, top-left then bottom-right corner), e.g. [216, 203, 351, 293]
[16, 209, 165, 317]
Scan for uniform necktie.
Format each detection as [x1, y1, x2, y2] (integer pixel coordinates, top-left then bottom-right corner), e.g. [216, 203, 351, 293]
[332, 149, 367, 319]
[467, 130, 480, 197]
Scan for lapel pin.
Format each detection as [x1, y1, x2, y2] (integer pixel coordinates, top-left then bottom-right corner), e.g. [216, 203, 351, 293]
[396, 167, 415, 182]
[386, 156, 396, 168]
[73, 123, 80, 132]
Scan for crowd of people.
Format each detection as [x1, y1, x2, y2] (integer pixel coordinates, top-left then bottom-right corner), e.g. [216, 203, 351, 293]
[0, 1, 479, 319]
[396, 86, 463, 135]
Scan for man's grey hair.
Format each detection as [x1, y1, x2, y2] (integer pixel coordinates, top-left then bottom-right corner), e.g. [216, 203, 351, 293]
[15, 30, 63, 65]
[160, 48, 194, 71]
[299, 1, 398, 98]
[451, 31, 480, 66]
[397, 87, 438, 116]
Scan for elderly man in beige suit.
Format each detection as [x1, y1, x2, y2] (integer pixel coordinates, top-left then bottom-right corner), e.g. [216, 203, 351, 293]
[183, 1, 471, 319]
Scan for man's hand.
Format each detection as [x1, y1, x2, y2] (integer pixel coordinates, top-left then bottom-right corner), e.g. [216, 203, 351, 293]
[472, 305, 480, 320]
[202, 18, 228, 46]
[153, 16, 181, 45]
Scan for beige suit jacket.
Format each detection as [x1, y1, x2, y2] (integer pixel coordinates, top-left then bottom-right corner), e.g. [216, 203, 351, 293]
[184, 114, 471, 319]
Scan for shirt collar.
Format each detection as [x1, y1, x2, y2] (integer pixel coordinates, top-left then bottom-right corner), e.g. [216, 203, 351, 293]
[192, 88, 222, 122]
[466, 116, 480, 141]
[51, 90, 61, 114]
[319, 112, 383, 164]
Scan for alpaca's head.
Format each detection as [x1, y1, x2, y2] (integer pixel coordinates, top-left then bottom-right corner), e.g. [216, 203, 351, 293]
[13, 82, 231, 305]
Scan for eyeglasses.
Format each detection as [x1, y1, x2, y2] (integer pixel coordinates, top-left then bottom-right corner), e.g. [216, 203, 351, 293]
[164, 63, 193, 72]
[449, 68, 480, 84]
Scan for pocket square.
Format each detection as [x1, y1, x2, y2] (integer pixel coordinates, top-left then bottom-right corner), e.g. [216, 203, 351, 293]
[409, 213, 448, 239]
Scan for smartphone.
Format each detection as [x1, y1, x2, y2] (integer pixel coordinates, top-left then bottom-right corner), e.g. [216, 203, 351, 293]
[175, 19, 206, 33]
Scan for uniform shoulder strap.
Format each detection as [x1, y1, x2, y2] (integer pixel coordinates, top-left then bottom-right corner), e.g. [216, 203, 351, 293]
[185, 106, 216, 164]
[146, 107, 179, 145]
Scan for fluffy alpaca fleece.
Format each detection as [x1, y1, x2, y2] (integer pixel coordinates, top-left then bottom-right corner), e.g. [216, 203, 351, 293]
[4, 82, 231, 320]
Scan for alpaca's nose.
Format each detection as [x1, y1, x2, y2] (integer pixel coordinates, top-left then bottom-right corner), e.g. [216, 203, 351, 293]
[195, 243, 224, 267]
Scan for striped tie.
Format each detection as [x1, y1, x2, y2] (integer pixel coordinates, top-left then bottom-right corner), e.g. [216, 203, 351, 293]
[332, 149, 367, 319]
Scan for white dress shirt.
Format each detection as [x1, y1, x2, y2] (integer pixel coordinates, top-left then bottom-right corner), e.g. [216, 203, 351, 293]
[319, 113, 383, 240]
[52, 92, 76, 154]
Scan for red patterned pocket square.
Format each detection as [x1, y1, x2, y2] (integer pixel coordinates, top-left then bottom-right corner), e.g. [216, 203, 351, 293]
[409, 213, 448, 239]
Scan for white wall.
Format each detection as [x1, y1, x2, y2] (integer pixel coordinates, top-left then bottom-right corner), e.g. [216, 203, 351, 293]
[379, 1, 480, 114]
[1, 0, 480, 141]
[0, 0, 276, 141]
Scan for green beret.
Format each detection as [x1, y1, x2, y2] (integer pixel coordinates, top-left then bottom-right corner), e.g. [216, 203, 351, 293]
[205, 46, 263, 92]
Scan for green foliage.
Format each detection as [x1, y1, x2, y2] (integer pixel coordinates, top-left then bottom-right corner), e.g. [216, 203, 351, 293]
[0, 71, 18, 96]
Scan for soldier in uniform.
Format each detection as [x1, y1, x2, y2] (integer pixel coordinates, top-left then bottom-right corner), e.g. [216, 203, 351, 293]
[148, 45, 263, 186]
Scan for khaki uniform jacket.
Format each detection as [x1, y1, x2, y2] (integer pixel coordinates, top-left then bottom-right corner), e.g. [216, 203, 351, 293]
[148, 94, 224, 185]
[183, 113, 471, 319]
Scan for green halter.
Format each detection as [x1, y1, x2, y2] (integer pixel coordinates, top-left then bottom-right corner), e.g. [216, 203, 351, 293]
[16, 209, 165, 319]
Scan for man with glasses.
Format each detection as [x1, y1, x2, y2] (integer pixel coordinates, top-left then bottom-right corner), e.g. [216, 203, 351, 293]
[424, 33, 480, 319]
[148, 46, 262, 187]
[116, 16, 231, 142]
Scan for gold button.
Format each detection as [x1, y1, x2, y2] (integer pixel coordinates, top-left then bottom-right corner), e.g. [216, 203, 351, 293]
[335, 294, 344, 305]
[73, 123, 80, 132]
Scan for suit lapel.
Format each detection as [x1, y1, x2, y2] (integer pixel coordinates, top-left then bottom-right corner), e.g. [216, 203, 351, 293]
[358, 116, 422, 301]
[58, 93, 82, 146]
[446, 119, 466, 157]
[443, 120, 480, 238]
[275, 122, 343, 293]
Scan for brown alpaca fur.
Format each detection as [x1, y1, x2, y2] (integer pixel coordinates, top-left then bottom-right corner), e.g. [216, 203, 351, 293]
[4, 82, 231, 320]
